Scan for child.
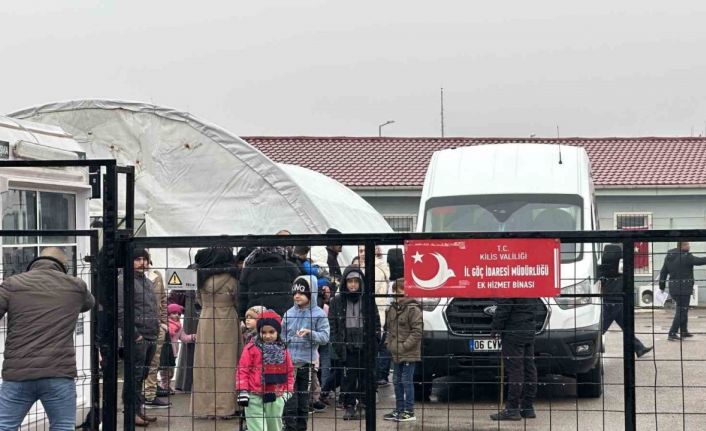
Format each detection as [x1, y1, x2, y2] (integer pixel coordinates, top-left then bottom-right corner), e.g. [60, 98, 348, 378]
[160, 304, 196, 392]
[236, 310, 294, 431]
[282, 275, 330, 431]
[243, 305, 268, 345]
[383, 278, 423, 422]
[329, 267, 381, 420]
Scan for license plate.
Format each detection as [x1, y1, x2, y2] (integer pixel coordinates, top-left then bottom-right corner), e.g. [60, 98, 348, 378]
[469, 338, 502, 352]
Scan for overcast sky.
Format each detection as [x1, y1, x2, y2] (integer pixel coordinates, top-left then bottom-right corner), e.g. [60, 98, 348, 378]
[3, 1, 706, 137]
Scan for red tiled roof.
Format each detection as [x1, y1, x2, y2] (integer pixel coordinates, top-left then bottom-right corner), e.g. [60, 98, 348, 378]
[243, 136, 706, 188]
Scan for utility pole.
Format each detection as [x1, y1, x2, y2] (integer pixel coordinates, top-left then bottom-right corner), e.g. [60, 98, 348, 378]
[440, 87, 445, 137]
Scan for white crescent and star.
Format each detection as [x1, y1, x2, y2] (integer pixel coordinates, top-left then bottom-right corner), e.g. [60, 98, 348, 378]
[411, 251, 456, 290]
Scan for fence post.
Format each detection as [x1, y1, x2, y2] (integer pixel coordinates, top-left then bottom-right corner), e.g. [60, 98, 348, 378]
[123, 243, 136, 431]
[622, 240, 636, 431]
[89, 233, 101, 430]
[102, 162, 119, 431]
[363, 241, 378, 430]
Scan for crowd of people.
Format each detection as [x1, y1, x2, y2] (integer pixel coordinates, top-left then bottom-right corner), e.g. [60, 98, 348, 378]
[116, 228, 423, 429]
[1, 236, 705, 429]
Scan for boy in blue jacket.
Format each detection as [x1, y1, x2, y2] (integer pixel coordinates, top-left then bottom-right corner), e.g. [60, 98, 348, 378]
[282, 275, 330, 431]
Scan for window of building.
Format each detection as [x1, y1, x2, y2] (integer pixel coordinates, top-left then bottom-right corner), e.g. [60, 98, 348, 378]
[384, 215, 417, 233]
[614, 212, 652, 274]
[1, 189, 77, 277]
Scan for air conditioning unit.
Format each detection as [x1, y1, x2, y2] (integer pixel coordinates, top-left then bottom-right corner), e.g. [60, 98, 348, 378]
[637, 285, 654, 307]
[637, 284, 698, 307]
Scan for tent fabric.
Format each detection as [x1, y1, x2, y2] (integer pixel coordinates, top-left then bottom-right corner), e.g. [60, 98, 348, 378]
[10, 100, 391, 266]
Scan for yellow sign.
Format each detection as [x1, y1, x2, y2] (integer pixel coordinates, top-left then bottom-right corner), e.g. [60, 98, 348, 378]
[168, 271, 183, 286]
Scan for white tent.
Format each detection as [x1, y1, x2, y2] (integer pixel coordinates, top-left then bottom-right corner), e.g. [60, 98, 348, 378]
[10, 100, 391, 265]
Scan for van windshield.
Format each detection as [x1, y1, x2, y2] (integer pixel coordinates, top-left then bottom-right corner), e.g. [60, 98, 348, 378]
[423, 194, 583, 262]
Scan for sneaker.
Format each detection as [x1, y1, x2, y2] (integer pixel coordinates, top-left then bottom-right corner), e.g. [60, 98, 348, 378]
[376, 379, 390, 387]
[144, 397, 171, 409]
[668, 333, 680, 341]
[156, 387, 172, 397]
[396, 411, 416, 422]
[383, 410, 399, 421]
[343, 405, 360, 421]
[311, 401, 327, 412]
[520, 406, 536, 419]
[682, 332, 694, 338]
[490, 409, 521, 421]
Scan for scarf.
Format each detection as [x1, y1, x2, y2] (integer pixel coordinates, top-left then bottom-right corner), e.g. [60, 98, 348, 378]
[253, 337, 288, 385]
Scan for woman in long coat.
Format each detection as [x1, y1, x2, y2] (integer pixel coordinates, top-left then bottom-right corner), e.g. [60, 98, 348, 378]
[191, 247, 241, 418]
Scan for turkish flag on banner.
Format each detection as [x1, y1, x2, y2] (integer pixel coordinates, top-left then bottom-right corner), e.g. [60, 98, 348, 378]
[404, 238, 561, 298]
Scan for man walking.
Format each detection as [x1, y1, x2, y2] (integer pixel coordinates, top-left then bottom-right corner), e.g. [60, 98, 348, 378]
[489, 298, 537, 421]
[660, 242, 706, 341]
[118, 249, 161, 426]
[0, 247, 95, 430]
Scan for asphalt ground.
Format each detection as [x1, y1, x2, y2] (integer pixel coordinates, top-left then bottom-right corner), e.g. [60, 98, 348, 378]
[115, 307, 706, 430]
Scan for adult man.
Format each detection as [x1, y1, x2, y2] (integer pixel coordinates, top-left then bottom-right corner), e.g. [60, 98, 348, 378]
[325, 228, 343, 284]
[0, 247, 94, 430]
[489, 298, 537, 421]
[143, 264, 171, 408]
[659, 242, 706, 341]
[118, 249, 161, 426]
[600, 244, 653, 357]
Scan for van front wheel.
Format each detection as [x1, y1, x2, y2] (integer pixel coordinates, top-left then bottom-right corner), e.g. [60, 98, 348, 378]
[576, 362, 603, 398]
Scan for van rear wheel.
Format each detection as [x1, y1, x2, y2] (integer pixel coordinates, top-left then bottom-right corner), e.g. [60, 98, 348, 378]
[576, 362, 603, 398]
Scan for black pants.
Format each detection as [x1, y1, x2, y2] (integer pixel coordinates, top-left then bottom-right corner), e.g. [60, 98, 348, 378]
[284, 364, 311, 431]
[670, 294, 691, 335]
[122, 338, 157, 412]
[341, 348, 365, 407]
[602, 302, 647, 351]
[502, 337, 537, 410]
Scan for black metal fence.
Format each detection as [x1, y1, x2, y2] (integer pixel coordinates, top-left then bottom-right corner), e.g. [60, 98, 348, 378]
[112, 230, 706, 431]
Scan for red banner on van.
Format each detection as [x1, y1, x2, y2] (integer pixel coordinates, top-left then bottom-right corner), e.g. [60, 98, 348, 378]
[403, 239, 561, 298]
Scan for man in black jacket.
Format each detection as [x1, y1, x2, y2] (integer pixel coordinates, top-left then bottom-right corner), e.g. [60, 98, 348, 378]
[659, 242, 706, 341]
[238, 246, 302, 316]
[489, 298, 537, 421]
[600, 244, 652, 357]
[117, 249, 160, 426]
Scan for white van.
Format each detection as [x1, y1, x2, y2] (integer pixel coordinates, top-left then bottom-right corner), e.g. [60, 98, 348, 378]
[416, 143, 602, 398]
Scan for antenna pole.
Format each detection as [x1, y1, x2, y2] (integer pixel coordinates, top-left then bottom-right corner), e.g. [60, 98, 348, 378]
[440, 87, 445, 138]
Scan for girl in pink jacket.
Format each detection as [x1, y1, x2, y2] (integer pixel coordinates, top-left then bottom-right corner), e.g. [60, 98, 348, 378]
[160, 304, 196, 391]
[236, 310, 294, 431]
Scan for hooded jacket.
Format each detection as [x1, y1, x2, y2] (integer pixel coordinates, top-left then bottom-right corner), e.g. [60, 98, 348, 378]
[282, 275, 330, 364]
[598, 244, 623, 297]
[659, 247, 706, 296]
[0, 257, 95, 381]
[385, 297, 423, 363]
[328, 266, 381, 361]
[238, 248, 302, 317]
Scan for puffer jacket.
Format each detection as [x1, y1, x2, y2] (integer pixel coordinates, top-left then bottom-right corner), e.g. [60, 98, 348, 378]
[0, 257, 95, 380]
[659, 248, 706, 296]
[236, 340, 294, 396]
[282, 275, 330, 364]
[238, 250, 301, 317]
[117, 271, 160, 341]
[384, 298, 423, 363]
